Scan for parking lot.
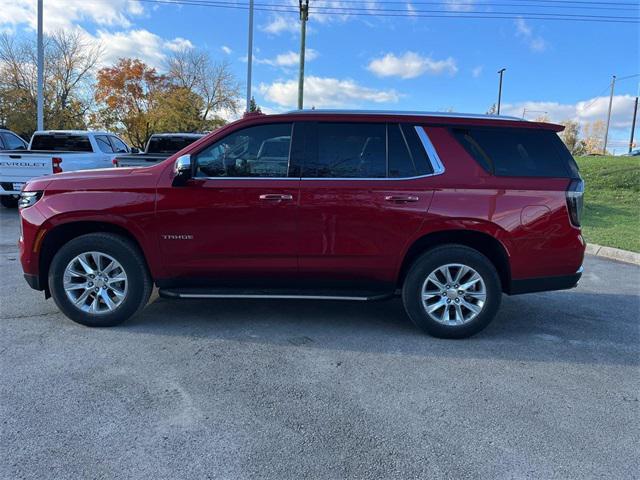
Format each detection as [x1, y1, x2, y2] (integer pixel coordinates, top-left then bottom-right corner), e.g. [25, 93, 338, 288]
[0, 207, 638, 479]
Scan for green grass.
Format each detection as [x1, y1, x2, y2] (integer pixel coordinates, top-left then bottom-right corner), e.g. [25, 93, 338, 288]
[575, 155, 640, 252]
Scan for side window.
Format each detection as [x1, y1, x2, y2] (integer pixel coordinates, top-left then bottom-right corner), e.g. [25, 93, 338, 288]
[452, 127, 573, 177]
[388, 124, 416, 178]
[195, 123, 292, 178]
[2, 133, 27, 150]
[0, 135, 5, 149]
[95, 135, 114, 153]
[401, 125, 434, 175]
[303, 123, 386, 178]
[109, 136, 129, 153]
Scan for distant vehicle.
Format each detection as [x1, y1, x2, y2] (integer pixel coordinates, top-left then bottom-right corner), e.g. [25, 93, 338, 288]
[622, 149, 640, 157]
[0, 130, 130, 208]
[113, 133, 204, 168]
[0, 128, 28, 151]
[18, 110, 585, 339]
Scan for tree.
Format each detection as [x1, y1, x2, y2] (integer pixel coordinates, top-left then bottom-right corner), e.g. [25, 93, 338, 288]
[581, 120, 607, 155]
[93, 58, 170, 149]
[248, 96, 262, 113]
[166, 48, 241, 129]
[486, 104, 497, 115]
[0, 30, 101, 137]
[559, 119, 584, 155]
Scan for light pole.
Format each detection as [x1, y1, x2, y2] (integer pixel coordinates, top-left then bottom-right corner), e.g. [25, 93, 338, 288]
[37, 0, 44, 130]
[497, 68, 506, 115]
[297, 0, 309, 110]
[603, 75, 616, 155]
[245, 0, 254, 113]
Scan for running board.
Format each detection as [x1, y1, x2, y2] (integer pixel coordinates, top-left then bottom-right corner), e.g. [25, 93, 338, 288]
[158, 288, 394, 301]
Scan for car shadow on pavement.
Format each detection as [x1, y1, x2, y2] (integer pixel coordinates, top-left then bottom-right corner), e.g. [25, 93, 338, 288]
[122, 290, 640, 367]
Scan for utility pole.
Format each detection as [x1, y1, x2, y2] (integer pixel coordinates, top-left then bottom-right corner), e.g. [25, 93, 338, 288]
[245, 0, 254, 113]
[629, 94, 638, 154]
[603, 75, 616, 155]
[36, 0, 44, 130]
[497, 68, 506, 115]
[297, 0, 309, 110]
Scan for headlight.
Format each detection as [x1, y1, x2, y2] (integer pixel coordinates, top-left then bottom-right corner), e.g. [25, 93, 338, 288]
[18, 191, 43, 209]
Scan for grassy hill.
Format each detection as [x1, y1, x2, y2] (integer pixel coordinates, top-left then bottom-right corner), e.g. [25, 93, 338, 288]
[576, 155, 640, 252]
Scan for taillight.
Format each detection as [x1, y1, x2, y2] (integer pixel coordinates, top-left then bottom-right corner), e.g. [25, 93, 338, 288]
[112, 157, 119, 167]
[566, 178, 584, 227]
[52, 157, 63, 174]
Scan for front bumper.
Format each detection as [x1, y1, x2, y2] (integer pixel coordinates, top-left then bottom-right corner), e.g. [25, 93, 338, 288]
[508, 266, 583, 295]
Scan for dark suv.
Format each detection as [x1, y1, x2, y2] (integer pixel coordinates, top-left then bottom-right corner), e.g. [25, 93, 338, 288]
[18, 110, 585, 338]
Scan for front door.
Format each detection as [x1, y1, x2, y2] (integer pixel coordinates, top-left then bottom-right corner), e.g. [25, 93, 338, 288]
[155, 122, 299, 287]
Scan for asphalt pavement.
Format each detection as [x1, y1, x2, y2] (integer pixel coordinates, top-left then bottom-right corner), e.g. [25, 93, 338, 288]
[1, 207, 638, 479]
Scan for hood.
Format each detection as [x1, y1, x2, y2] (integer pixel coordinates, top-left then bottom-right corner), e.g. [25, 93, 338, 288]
[25, 166, 159, 192]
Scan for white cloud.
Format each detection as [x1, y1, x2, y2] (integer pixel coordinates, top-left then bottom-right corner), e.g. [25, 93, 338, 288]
[445, 0, 475, 12]
[367, 52, 458, 79]
[0, 0, 144, 32]
[164, 37, 194, 52]
[501, 95, 638, 130]
[258, 76, 400, 108]
[257, 49, 318, 68]
[515, 17, 547, 52]
[95, 29, 185, 69]
[261, 14, 299, 35]
[221, 45, 232, 55]
[472, 65, 483, 78]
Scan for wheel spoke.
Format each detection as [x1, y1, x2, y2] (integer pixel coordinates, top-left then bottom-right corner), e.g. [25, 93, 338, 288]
[465, 291, 486, 300]
[107, 275, 127, 285]
[427, 274, 445, 290]
[461, 299, 481, 315]
[454, 304, 464, 323]
[440, 305, 450, 323]
[65, 282, 89, 291]
[459, 274, 481, 291]
[422, 290, 441, 300]
[77, 255, 94, 274]
[99, 289, 116, 310]
[427, 298, 447, 313]
[440, 266, 454, 285]
[74, 288, 92, 306]
[102, 260, 116, 275]
[89, 295, 100, 313]
[454, 266, 469, 284]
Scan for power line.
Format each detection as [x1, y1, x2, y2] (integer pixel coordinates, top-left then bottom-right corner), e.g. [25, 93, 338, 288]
[128, 0, 640, 22]
[326, 0, 638, 10]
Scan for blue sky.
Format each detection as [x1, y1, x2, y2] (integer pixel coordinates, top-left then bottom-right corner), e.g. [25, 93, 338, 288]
[1, 0, 638, 152]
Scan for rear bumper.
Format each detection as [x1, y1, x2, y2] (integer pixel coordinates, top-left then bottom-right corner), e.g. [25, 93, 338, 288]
[508, 266, 583, 295]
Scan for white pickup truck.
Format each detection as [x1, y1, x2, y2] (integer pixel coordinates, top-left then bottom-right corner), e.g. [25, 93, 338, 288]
[0, 130, 130, 207]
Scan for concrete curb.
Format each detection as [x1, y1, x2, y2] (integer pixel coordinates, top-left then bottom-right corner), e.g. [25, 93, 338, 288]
[586, 243, 640, 266]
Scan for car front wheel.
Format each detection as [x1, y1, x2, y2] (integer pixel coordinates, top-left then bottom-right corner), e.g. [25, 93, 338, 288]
[402, 245, 502, 338]
[49, 233, 152, 327]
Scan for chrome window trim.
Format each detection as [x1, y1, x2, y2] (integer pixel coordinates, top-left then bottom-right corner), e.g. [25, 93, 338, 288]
[414, 126, 445, 175]
[194, 125, 446, 181]
[284, 109, 523, 122]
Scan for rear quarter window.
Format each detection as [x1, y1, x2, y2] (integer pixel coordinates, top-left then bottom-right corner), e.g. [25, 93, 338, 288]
[452, 127, 578, 178]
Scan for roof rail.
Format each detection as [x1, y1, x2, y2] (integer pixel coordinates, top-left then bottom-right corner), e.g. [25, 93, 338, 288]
[283, 109, 524, 122]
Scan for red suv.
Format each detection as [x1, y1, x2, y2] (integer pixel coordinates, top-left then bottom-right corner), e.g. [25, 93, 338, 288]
[18, 111, 585, 338]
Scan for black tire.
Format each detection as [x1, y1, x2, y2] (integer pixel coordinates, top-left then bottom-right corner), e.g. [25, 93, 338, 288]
[1, 196, 18, 208]
[402, 244, 502, 339]
[48, 233, 152, 327]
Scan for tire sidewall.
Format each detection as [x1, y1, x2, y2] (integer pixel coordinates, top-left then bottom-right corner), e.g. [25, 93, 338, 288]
[402, 246, 502, 339]
[49, 234, 149, 327]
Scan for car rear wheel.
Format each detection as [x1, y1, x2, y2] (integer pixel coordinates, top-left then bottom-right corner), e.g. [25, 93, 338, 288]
[402, 245, 502, 339]
[1, 196, 18, 208]
[49, 233, 152, 327]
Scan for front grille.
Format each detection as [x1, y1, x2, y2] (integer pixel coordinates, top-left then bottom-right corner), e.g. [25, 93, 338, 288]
[1, 183, 15, 191]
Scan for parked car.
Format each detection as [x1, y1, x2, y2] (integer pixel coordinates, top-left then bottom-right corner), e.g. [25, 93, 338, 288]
[18, 110, 585, 338]
[0, 128, 28, 151]
[0, 130, 130, 207]
[113, 133, 205, 168]
[622, 149, 639, 157]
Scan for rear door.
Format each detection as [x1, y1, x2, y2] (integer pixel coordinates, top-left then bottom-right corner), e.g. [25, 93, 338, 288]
[155, 122, 300, 286]
[296, 121, 436, 293]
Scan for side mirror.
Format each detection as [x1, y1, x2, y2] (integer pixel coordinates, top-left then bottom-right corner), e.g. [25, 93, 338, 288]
[173, 154, 192, 186]
[130, 147, 140, 154]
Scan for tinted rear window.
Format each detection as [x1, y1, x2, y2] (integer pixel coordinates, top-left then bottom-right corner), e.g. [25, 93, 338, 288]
[452, 127, 578, 178]
[147, 136, 201, 154]
[31, 134, 93, 152]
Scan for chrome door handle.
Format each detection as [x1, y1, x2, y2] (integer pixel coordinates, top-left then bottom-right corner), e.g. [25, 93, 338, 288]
[259, 194, 293, 201]
[384, 195, 419, 203]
